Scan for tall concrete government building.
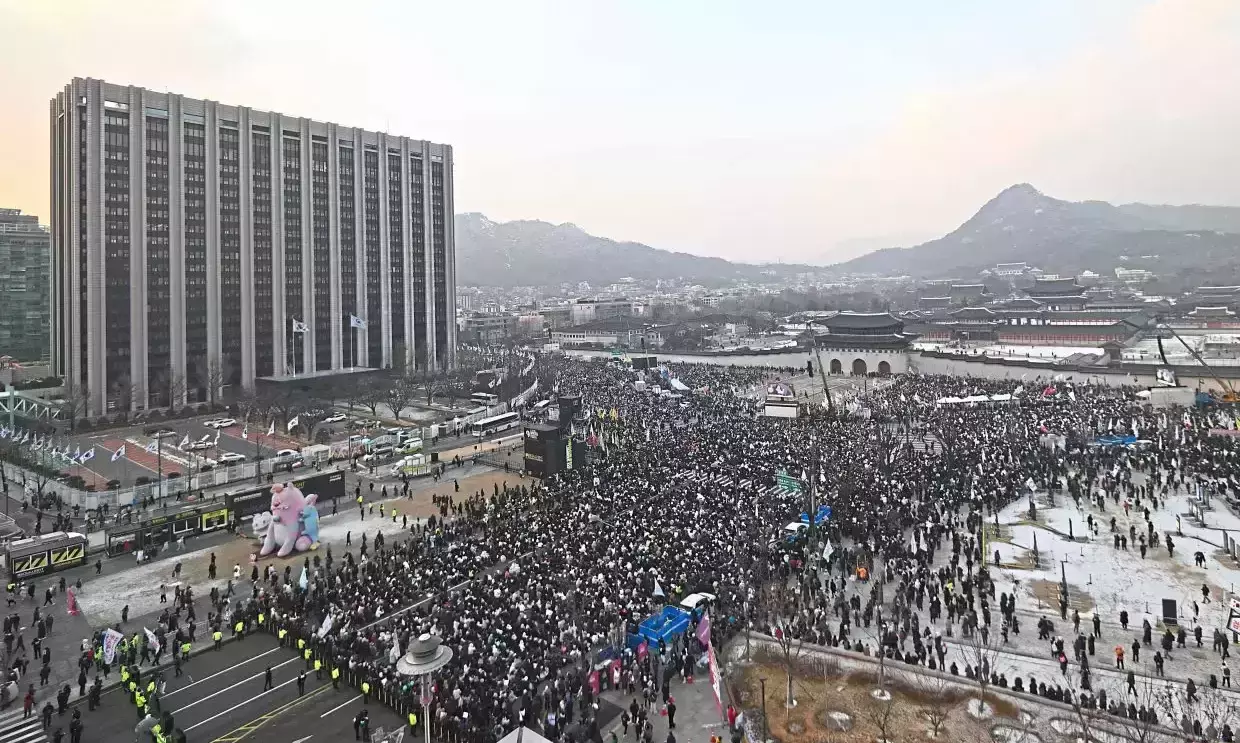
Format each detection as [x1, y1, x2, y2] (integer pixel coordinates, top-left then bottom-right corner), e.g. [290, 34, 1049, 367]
[51, 78, 456, 417]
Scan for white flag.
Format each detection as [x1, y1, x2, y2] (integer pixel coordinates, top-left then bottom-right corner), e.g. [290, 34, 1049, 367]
[349, 314, 368, 330]
[79, 447, 95, 463]
[102, 629, 124, 664]
[318, 613, 334, 638]
[72, 445, 81, 461]
[179, 435, 190, 450]
[111, 444, 126, 462]
[214, 429, 220, 445]
[291, 319, 309, 334]
[267, 421, 275, 437]
[287, 416, 300, 432]
[144, 627, 161, 656]
[241, 425, 249, 440]
[144, 441, 159, 454]
[653, 580, 666, 598]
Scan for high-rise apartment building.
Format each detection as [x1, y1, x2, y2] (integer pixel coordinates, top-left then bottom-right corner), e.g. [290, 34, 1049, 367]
[51, 78, 456, 416]
[0, 209, 51, 362]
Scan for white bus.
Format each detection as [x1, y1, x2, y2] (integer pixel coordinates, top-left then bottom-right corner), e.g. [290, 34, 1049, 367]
[471, 392, 500, 406]
[469, 412, 521, 438]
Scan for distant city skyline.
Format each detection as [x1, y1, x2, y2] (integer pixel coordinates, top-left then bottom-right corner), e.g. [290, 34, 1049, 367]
[3, 0, 1239, 264]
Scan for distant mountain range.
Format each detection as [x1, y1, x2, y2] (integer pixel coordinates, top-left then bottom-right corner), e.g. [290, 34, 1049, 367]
[455, 185, 1240, 289]
[454, 213, 816, 287]
[834, 184, 1240, 282]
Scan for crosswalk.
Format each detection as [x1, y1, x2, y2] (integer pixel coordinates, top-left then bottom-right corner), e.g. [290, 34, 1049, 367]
[0, 706, 46, 743]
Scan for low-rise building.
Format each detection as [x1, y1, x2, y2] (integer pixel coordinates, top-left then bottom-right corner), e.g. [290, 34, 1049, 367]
[551, 319, 664, 350]
[459, 314, 518, 344]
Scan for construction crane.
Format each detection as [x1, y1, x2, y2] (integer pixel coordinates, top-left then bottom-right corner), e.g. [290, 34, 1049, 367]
[1126, 315, 1240, 403]
[807, 320, 833, 412]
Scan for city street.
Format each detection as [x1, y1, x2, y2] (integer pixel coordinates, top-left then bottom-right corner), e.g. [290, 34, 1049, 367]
[57, 635, 403, 743]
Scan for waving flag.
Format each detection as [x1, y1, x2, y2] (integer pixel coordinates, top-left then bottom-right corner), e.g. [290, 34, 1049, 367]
[267, 420, 275, 437]
[349, 314, 368, 330]
[179, 434, 190, 450]
[144, 440, 159, 454]
[214, 428, 220, 445]
[72, 445, 81, 461]
[287, 416, 300, 432]
[78, 447, 95, 463]
[110, 444, 126, 462]
[241, 424, 249, 440]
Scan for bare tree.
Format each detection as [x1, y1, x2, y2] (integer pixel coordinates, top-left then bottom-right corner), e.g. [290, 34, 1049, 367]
[916, 668, 957, 739]
[1107, 679, 1176, 743]
[763, 580, 806, 708]
[360, 379, 385, 418]
[1192, 685, 1233, 743]
[860, 688, 900, 743]
[60, 378, 90, 431]
[195, 355, 230, 409]
[152, 371, 188, 411]
[267, 389, 302, 430]
[961, 622, 1002, 718]
[384, 377, 416, 422]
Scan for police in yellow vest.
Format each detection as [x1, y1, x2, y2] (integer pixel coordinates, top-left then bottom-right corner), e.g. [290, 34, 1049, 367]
[297, 637, 306, 652]
[213, 628, 223, 650]
[314, 657, 323, 679]
[408, 711, 418, 733]
[181, 640, 191, 660]
[304, 647, 312, 668]
[234, 619, 245, 639]
[331, 666, 340, 689]
[361, 680, 371, 704]
[152, 722, 167, 743]
[258, 611, 265, 627]
[278, 627, 288, 646]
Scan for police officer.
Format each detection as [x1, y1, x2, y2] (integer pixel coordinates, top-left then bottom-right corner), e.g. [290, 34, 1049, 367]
[361, 680, 370, 705]
[314, 656, 322, 680]
[331, 665, 340, 689]
[213, 628, 223, 650]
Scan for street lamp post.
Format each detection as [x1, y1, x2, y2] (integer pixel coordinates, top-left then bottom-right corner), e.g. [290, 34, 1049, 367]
[395, 633, 454, 743]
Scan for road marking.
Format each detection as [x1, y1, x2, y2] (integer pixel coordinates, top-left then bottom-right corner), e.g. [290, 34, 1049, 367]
[319, 693, 361, 718]
[164, 646, 285, 697]
[203, 682, 331, 740]
[292, 737, 314, 743]
[173, 655, 301, 712]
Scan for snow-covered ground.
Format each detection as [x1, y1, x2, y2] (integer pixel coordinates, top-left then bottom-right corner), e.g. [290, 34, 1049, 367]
[76, 497, 427, 623]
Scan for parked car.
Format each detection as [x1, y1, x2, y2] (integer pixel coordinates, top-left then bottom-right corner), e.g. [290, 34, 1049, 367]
[205, 418, 237, 429]
[184, 440, 213, 451]
[361, 446, 394, 464]
[322, 413, 347, 424]
[217, 452, 246, 464]
[146, 428, 177, 439]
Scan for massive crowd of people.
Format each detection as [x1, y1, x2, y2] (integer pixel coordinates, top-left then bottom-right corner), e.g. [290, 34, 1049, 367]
[233, 355, 1240, 743]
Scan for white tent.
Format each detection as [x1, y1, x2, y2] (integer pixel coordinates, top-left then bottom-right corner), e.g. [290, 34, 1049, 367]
[497, 728, 555, 743]
[669, 378, 690, 392]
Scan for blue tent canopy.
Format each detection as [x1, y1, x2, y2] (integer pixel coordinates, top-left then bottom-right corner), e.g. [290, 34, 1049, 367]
[799, 505, 832, 525]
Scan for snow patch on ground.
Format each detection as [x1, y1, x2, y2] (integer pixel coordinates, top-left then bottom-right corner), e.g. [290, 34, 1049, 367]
[967, 698, 994, 720]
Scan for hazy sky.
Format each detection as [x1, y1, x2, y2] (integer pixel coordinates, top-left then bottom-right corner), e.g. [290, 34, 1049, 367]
[2, 0, 1238, 264]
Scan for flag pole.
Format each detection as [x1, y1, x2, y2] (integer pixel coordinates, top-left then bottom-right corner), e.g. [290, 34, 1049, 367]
[156, 431, 163, 510]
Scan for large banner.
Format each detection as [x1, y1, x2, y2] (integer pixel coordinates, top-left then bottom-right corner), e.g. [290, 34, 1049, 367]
[708, 646, 723, 714]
